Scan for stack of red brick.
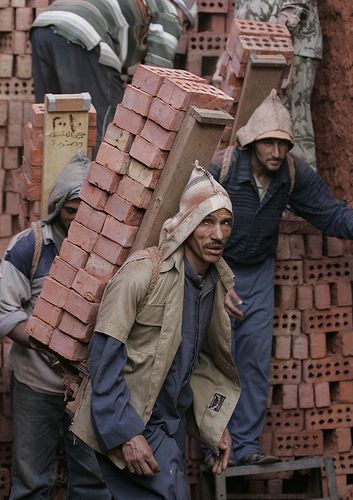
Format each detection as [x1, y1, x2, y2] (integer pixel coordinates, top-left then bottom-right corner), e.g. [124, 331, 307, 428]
[0, 0, 48, 258]
[254, 221, 353, 497]
[26, 64, 233, 362]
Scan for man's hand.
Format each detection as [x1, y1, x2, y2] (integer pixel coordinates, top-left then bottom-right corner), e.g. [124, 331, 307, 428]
[208, 428, 232, 475]
[122, 435, 161, 477]
[225, 288, 244, 320]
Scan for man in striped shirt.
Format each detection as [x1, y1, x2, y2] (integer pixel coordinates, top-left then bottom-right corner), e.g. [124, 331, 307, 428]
[30, 0, 197, 157]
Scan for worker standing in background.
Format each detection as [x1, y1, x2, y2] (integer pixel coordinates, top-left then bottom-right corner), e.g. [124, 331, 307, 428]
[30, 0, 197, 157]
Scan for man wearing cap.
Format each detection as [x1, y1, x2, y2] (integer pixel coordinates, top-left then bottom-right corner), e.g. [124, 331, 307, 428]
[208, 89, 353, 466]
[30, 0, 197, 157]
[71, 164, 243, 499]
[0, 152, 111, 499]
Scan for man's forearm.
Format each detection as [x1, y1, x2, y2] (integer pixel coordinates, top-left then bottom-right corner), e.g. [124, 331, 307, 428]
[8, 320, 30, 347]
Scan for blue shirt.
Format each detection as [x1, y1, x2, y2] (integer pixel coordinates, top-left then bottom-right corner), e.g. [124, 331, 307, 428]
[209, 149, 353, 267]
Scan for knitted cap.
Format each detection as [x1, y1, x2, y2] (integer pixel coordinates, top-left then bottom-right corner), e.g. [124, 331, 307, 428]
[236, 89, 294, 148]
[159, 162, 233, 259]
[170, 0, 197, 27]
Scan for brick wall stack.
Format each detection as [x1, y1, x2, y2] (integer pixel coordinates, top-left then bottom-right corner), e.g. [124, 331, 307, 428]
[254, 218, 353, 497]
[26, 64, 233, 362]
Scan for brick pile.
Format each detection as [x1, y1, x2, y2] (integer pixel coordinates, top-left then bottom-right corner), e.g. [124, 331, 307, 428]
[25, 64, 233, 362]
[0, 0, 46, 259]
[255, 220, 353, 497]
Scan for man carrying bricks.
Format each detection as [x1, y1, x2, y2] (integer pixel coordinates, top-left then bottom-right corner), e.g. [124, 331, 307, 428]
[232, 0, 322, 170]
[0, 152, 111, 499]
[30, 0, 197, 157]
[208, 89, 353, 466]
[71, 164, 243, 499]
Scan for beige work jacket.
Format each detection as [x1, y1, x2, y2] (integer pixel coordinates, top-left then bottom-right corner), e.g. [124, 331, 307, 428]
[71, 247, 241, 468]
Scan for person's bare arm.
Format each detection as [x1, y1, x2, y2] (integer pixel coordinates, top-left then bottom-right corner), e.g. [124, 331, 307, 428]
[7, 320, 30, 347]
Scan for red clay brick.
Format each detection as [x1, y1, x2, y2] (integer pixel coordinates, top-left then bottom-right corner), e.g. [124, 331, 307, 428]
[49, 257, 77, 288]
[274, 335, 291, 360]
[59, 311, 94, 343]
[127, 158, 161, 189]
[87, 160, 122, 193]
[85, 253, 118, 281]
[282, 384, 298, 410]
[79, 179, 108, 211]
[296, 285, 313, 310]
[326, 236, 344, 257]
[289, 235, 305, 259]
[314, 283, 331, 310]
[60, 239, 89, 269]
[132, 64, 205, 96]
[26, 316, 53, 345]
[113, 104, 146, 135]
[140, 119, 177, 151]
[276, 234, 291, 260]
[298, 383, 314, 409]
[75, 201, 106, 233]
[148, 97, 185, 131]
[103, 123, 134, 152]
[64, 289, 100, 324]
[130, 135, 169, 169]
[341, 331, 353, 356]
[40, 277, 70, 308]
[67, 221, 99, 253]
[32, 296, 62, 328]
[104, 193, 144, 226]
[95, 142, 130, 174]
[305, 234, 323, 259]
[336, 380, 353, 403]
[117, 176, 152, 209]
[93, 234, 130, 266]
[157, 78, 233, 111]
[326, 428, 352, 453]
[72, 269, 106, 302]
[49, 329, 87, 361]
[314, 381, 330, 407]
[121, 84, 153, 116]
[332, 281, 352, 307]
[276, 285, 296, 309]
[102, 215, 139, 248]
[292, 334, 308, 359]
[309, 332, 327, 358]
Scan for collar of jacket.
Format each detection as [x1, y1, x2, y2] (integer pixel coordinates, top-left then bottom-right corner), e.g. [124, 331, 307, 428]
[161, 246, 235, 291]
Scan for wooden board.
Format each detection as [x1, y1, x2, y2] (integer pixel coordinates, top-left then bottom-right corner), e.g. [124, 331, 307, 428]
[41, 94, 90, 216]
[230, 53, 287, 145]
[130, 106, 233, 252]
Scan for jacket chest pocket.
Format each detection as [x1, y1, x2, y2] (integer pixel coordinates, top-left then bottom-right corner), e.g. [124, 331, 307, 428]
[130, 304, 165, 353]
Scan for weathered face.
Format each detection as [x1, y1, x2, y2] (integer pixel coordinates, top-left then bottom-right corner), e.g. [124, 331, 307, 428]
[184, 208, 233, 274]
[253, 138, 291, 173]
[56, 199, 80, 235]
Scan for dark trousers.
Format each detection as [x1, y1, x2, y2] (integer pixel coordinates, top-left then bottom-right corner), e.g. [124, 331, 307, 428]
[10, 378, 112, 500]
[30, 26, 124, 157]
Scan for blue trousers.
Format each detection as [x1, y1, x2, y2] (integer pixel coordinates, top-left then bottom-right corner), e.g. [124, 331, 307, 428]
[97, 430, 190, 500]
[30, 26, 124, 158]
[228, 257, 275, 463]
[10, 378, 111, 500]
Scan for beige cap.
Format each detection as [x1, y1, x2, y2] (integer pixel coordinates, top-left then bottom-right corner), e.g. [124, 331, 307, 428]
[159, 162, 233, 259]
[236, 89, 294, 148]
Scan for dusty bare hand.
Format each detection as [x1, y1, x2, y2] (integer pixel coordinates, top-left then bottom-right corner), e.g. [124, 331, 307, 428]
[277, 8, 301, 31]
[225, 288, 244, 320]
[122, 435, 160, 477]
[209, 428, 232, 475]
